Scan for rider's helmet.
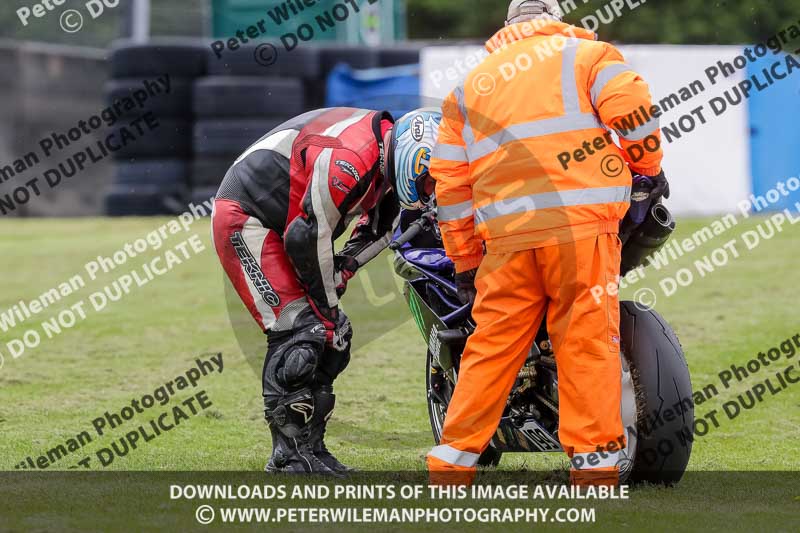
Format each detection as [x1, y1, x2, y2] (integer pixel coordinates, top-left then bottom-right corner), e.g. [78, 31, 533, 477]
[387, 108, 442, 211]
[506, 0, 563, 24]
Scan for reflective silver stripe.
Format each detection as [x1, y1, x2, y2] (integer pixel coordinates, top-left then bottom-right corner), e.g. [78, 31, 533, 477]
[467, 113, 603, 162]
[590, 63, 632, 107]
[458, 40, 600, 163]
[474, 185, 631, 225]
[619, 119, 660, 142]
[434, 143, 469, 162]
[429, 445, 480, 468]
[572, 450, 622, 469]
[561, 38, 580, 113]
[437, 200, 474, 222]
[454, 84, 476, 148]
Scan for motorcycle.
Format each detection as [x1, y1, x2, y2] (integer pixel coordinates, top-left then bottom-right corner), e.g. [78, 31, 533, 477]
[390, 200, 693, 484]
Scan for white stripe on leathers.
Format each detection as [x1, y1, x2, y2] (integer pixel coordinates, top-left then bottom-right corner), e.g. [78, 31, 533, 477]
[234, 128, 298, 165]
[240, 217, 277, 329]
[309, 109, 371, 307]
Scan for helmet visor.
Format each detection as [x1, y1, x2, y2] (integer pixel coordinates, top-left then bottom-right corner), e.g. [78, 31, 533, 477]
[415, 172, 435, 205]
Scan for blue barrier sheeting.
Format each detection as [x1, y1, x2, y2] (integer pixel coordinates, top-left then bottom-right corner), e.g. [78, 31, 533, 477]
[326, 63, 421, 118]
[748, 51, 800, 209]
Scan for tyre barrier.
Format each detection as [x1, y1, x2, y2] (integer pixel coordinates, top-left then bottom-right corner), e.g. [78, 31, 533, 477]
[106, 40, 423, 215]
[106, 40, 207, 215]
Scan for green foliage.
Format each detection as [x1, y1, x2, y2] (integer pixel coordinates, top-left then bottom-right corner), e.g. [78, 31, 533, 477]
[406, 0, 800, 44]
[1, 1, 798, 49]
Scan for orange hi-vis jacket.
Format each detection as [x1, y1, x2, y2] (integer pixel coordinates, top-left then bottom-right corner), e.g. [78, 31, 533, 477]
[431, 20, 663, 273]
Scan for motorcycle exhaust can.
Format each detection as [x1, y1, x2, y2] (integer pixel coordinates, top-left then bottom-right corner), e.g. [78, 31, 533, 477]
[620, 203, 676, 276]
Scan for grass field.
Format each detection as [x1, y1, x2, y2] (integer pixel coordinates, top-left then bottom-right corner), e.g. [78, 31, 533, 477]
[0, 214, 798, 531]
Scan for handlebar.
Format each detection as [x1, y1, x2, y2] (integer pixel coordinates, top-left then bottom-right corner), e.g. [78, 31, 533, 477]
[389, 210, 437, 251]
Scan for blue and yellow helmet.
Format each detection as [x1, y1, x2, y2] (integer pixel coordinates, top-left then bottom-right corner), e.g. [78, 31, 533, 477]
[388, 108, 442, 210]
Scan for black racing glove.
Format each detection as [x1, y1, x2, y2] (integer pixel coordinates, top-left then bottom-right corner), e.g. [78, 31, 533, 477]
[330, 310, 353, 353]
[647, 170, 670, 201]
[455, 269, 478, 307]
[334, 254, 359, 298]
[628, 174, 655, 225]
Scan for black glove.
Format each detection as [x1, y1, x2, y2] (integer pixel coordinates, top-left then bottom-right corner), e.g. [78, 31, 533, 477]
[334, 255, 358, 298]
[647, 170, 670, 201]
[455, 269, 478, 306]
[330, 310, 353, 353]
[628, 174, 655, 225]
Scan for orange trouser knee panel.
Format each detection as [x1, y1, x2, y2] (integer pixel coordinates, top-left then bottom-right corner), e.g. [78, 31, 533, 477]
[430, 234, 624, 471]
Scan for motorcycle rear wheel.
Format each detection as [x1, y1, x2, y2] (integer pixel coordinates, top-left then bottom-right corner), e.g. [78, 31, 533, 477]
[620, 301, 694, 484]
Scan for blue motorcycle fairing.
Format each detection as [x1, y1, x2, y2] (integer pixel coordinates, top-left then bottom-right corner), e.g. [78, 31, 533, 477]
[401, 248, 454, 272]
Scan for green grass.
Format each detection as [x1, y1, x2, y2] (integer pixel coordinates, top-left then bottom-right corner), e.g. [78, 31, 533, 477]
[0, 215, 798, 531]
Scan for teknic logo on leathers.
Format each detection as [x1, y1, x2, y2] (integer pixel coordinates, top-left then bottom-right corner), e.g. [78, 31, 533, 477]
[230, 232, 281, 307]
[335, 160, 361, 182]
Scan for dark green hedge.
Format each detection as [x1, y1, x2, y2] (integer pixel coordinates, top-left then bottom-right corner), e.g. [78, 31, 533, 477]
[407, 0, 800, 45]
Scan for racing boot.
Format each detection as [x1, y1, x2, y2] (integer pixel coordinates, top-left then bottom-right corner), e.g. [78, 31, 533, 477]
[310, 386, 354, 474]
[263, 390, 339, 476]
[264, 422, 291, 472]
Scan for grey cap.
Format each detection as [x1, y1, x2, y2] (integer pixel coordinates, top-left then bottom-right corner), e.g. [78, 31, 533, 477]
[506, 0, 563, 23]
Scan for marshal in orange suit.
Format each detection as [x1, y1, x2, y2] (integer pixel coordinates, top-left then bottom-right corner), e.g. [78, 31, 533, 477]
[427, 0, 668, 486]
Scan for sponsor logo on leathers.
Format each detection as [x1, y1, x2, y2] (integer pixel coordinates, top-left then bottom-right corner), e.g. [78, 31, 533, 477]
[335, 160, 361, 182]
[230, 232, 281, 307]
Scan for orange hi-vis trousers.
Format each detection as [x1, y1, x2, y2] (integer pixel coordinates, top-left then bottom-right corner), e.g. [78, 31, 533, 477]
[427, 233, 625, 486]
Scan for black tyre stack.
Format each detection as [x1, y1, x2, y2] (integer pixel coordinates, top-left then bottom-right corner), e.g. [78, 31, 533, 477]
[105, 39, 207, 216]
[377, 44, 424, 68]
[187, 42, 423, 203]
[191, 43, 321, 202]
